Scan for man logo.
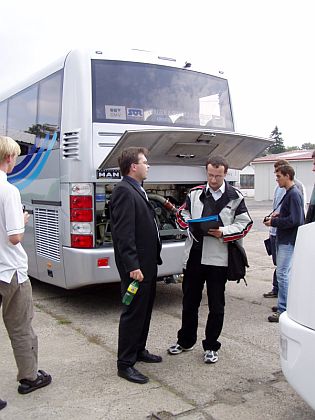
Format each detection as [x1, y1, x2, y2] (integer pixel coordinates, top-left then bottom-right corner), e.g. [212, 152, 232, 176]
[97, 169, 121, 179]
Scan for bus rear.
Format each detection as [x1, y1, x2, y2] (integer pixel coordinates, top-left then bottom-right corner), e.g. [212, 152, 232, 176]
[1, 48, 271, 288]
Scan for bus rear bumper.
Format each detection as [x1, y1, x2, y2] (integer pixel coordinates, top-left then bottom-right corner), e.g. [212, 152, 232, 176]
[63, 241, 185, 289]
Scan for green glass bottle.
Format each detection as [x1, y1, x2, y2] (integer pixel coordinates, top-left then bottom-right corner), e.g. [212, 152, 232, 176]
[122, 280, 139, 305]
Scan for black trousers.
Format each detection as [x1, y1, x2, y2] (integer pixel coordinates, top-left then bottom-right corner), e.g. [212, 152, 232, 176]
[177, 249, 227, 352]
[117, 271, 157, 370]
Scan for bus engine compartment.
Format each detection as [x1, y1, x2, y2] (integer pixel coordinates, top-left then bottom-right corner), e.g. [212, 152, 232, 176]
[95, 183, 192, 247]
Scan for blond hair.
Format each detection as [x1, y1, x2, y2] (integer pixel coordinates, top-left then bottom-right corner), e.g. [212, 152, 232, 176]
[0, 136, 21, 163]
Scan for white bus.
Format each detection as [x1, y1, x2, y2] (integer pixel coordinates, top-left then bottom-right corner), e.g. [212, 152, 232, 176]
[0, 48, 271, 289]
[280, 222, 315, 410]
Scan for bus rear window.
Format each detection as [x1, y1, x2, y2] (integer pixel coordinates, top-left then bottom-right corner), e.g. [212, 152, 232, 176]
[92, 60, 234, 131]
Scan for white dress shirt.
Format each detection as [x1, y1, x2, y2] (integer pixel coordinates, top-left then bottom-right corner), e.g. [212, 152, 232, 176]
[206, 181, 226, 201]
[0, 170, 28, 283]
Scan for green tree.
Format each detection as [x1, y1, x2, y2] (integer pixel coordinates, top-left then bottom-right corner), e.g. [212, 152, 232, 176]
[301, 142, 315, 150]
[286, 145, 300, 151]
[267, 126, 286, 154]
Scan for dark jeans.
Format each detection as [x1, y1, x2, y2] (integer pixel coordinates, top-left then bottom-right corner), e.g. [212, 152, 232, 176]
[270, 235, 278, 294]
[177, 249, 227, 352]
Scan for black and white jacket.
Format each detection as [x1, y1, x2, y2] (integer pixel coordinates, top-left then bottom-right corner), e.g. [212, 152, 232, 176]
[176, 181, 253, 267]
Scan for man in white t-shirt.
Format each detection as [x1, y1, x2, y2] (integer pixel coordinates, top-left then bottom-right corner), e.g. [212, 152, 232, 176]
[0, 136, 52, 406]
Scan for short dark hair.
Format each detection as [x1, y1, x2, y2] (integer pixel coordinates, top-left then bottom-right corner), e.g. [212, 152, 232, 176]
[118, 147, 148, 176]
[276, 164, 295, 180]
[206, 155, 228, 173]
[274, 159, 289, 169]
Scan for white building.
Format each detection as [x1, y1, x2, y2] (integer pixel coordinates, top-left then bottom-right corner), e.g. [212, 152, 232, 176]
[252, 150, 314, 202]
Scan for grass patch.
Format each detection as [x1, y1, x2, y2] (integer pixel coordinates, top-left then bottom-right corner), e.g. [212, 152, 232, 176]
[57, 318, 72, 325]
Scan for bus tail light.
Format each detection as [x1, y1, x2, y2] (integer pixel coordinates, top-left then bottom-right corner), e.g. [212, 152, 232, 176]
[98, 257, 110, 268]
[70, 195, 92, 209]
[71, 234, 93, 248]
[70, 209, 93, 222]
[71, 222, 92, 234]
[70, 183, 94, 248]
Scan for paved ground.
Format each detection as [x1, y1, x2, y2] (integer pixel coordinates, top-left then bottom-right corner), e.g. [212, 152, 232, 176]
[1, 198, 315, 419]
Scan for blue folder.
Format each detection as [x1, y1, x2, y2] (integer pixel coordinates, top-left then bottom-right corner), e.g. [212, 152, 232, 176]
[187, 215, 220, 236]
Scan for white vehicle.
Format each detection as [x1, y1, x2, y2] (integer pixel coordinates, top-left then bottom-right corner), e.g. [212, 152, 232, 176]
[0, 48, 271, 289]
[280, 222, 315, 410]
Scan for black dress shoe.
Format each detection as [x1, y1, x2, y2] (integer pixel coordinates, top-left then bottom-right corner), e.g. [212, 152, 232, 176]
[117, 367, 149, 384]
[0, 399, 7, 410]
[137, 349, 163, 363]
[263, 290, 278, 298]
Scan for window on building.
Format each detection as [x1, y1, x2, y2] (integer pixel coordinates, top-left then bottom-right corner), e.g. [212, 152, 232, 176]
[240, 174, 254, 189]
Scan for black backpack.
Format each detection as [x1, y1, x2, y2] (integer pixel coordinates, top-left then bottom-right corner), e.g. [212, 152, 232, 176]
[227, 241, 249, 285]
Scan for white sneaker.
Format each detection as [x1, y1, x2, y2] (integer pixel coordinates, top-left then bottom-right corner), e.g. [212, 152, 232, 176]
[167, 343, 194, 355]
[204, 350, 218, 364]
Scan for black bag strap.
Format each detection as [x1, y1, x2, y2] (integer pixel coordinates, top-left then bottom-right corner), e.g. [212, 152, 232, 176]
[266, 192, 287, 218]
[228, 241, 249, 286]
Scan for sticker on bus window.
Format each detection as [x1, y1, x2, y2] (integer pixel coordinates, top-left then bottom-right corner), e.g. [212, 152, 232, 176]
[105, 105, 126, 120]
[127, 108, 144, 120]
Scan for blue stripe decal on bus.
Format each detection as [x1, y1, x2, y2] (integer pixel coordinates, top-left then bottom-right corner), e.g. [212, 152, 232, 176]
[8, 132, 57, 190]
[9, 134, 51, 182]
[10, 143, 38, 174]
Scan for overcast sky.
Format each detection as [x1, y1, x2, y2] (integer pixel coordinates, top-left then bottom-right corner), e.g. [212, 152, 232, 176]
[1, 0, 313, 147]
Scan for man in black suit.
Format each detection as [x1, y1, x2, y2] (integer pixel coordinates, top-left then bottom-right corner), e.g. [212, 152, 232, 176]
[110, 147, 163, 384]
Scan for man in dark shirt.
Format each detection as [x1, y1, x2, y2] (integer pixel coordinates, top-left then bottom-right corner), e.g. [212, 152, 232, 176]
[264, 165, 304, 322]
[263, 159, 306, 299]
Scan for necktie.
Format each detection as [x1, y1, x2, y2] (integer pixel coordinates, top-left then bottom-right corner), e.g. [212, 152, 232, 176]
[140, 186, 148, 201]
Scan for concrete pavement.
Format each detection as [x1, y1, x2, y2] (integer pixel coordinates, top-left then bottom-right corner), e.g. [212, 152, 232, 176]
[1, 199, 315, 419]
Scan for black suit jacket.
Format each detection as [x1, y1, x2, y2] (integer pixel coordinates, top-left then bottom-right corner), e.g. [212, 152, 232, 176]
[110, 177, 162, 283]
